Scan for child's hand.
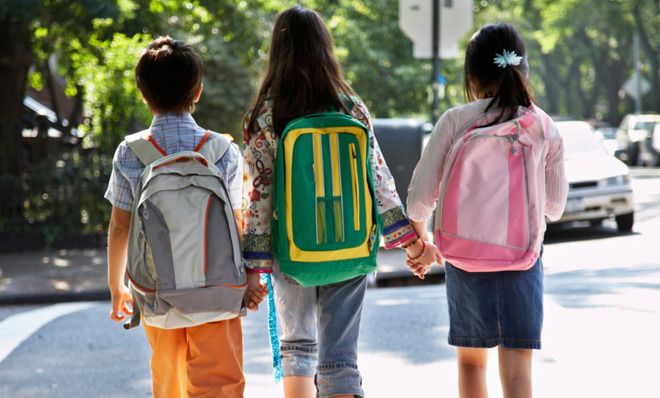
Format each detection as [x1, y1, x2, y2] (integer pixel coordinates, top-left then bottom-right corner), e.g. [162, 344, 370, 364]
[109, 284, 133, 322]
[407, 260, 431, 279]
[244, 273, 268, 311]
[405, 240, 438, 279]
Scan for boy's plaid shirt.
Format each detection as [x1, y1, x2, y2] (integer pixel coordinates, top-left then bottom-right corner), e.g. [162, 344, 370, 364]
[104, 112, 244, 211]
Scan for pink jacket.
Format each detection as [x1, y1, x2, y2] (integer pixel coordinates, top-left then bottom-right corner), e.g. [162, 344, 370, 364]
[407, 99, 568, 271]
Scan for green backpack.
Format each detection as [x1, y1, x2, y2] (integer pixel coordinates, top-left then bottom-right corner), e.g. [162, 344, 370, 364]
[272, 112, 381, 287]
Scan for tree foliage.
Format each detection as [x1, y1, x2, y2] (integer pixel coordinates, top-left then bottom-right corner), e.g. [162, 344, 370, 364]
[1, 0, 658, 236]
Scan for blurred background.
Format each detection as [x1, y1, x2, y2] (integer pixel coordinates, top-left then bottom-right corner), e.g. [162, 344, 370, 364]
[0, 0, 658, 242]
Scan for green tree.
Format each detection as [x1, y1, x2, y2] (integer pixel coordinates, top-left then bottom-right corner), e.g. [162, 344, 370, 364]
[630, 0, 660, 112]
[474, 0, 648, 124]
[0, 0, 118, 175]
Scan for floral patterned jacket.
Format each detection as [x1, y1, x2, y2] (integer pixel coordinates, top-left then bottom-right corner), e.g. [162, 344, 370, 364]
[242, 98, 417, 273]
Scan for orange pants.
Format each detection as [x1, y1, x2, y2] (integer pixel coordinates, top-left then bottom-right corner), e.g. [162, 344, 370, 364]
[142, 318, 244, 398]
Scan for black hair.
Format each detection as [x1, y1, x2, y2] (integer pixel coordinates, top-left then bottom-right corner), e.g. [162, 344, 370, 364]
[136, 36, 203, 114]
[463, 23, 533, 123]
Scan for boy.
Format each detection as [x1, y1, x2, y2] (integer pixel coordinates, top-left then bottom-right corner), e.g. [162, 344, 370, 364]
[105, 36, 266, 398]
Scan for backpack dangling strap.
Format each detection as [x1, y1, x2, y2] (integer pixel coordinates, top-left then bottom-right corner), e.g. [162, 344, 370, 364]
[126, 131, 167, 166]
[263, 273, 283, 382]
[123, 289, 141, 330]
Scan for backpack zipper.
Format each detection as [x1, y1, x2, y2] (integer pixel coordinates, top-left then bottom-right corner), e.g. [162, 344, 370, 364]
[520, 145, 531, 250]
[349, 143, 360, 231]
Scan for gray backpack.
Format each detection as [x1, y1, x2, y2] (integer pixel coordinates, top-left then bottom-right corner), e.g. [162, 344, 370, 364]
[123, 130, 246, 330]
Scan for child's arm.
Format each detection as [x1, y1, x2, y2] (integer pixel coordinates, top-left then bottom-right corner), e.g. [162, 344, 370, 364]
[227, 143, 268, 310]
[242, 130, 276, 274]
[351, 100, 418, 249]
[544, 121, 568, 221]
[235, 207, 266, 310]
[107, 206, 133, 322]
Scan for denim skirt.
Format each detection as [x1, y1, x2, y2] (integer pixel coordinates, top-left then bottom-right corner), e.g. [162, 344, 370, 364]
[445, 256, 544, 350]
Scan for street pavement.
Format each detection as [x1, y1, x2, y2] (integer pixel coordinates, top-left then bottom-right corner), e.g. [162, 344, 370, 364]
[0, 168, 659, 397]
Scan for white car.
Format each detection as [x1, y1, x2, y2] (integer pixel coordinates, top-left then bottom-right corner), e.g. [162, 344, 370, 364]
[553, 121, 635, 232]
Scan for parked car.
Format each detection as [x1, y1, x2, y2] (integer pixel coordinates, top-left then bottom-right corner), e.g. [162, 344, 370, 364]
[371, 119, 438, 285]
[616, 113, 660, 166]
[554, 121, 635, 232]
[595, 126, 627, 161]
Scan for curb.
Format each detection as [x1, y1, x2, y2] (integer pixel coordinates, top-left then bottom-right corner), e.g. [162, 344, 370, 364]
[0, 290, 110, 306]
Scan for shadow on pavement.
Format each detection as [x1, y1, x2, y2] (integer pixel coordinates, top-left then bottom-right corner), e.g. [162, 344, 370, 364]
[544, 224, 637, 244]
[358, 284, 455, 365]
[545, 263, 660, 309]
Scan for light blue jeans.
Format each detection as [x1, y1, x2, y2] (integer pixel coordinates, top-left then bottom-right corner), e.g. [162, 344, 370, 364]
[272, 266, 367, 398]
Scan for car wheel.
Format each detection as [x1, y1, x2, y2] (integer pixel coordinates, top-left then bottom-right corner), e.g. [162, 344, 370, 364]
[615, 212, 634, 232]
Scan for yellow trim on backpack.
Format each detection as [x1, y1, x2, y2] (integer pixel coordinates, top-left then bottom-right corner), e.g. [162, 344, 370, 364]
[283, 127, 373, 262]
[312, 134, 325, 198]
[330, 134, 341, 197]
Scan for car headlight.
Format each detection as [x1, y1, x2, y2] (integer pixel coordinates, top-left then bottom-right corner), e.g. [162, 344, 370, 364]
[601, 175, 630, 186]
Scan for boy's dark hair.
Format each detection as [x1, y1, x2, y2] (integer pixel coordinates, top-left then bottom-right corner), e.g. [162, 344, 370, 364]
[246, 6, 355, 138]
[136, 36, 203, 114]
[463, 23, 533, 123]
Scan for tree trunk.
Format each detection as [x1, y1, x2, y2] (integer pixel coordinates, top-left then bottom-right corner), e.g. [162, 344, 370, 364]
[0, 16, 32, 229]
[541, 53, 560, 114]
[0, 17, 32, 177]
[633, 2, 660, 112]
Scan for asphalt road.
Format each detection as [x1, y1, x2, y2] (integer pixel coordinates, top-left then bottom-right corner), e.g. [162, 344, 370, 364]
[1, 168, 659, 398]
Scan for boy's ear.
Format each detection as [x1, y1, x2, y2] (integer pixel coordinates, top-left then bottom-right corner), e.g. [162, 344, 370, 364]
[194, 83, 203, 104]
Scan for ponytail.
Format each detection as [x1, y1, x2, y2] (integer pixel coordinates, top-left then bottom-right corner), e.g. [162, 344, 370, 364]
[486, 65, 533, 123]
[464, 23, 534, 124]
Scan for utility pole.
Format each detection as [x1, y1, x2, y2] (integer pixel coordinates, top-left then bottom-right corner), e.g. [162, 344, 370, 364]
[431, 0, 441, 124]
[633, 33, 642, 114]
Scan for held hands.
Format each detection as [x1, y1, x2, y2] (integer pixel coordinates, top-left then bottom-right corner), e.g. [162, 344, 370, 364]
[405, 239, 441, 279]
[109, 284, 133, 322]
[244, 272, 269, 311]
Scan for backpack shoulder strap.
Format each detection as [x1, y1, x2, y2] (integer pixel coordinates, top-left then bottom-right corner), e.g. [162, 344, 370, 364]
[529, 104, 551, 140]
[196, 131, 232, 164]
[125, 130, 166, 166]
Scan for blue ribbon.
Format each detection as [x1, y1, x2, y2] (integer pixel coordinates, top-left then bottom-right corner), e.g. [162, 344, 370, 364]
[261, 273, 283, 382]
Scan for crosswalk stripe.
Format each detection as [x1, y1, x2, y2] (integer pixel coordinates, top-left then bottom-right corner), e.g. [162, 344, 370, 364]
[0, 302, 97, 363]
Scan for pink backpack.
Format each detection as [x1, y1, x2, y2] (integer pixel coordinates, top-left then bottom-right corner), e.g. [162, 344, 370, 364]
[436, 107, 548, 272]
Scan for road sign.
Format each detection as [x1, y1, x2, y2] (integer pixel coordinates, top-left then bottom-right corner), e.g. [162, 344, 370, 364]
[623, 74, 651, 101]
[399, 0, 473, 59]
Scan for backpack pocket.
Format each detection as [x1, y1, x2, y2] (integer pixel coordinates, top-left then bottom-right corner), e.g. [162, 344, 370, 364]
[288, 131, 371, 254]
[440, 135, 530, 260]
[142, 283, 246, 329]
[204, 194, 243, 284]
[155, 283, 246, 315]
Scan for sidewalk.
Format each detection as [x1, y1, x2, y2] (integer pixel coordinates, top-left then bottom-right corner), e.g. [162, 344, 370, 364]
[0, 249, 109, 305]
[0, 247, 434, 305]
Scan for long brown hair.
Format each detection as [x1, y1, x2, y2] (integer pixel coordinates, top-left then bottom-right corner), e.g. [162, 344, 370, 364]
[463, 23, 533, 123]
[246, 6, 355, 138]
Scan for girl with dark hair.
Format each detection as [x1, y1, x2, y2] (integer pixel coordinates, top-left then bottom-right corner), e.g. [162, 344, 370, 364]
[407, 23, 567, 398]
[242, 6, 436, 398]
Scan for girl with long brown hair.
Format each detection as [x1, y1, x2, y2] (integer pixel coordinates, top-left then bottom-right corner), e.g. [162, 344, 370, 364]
[242, 6, 436, 398]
